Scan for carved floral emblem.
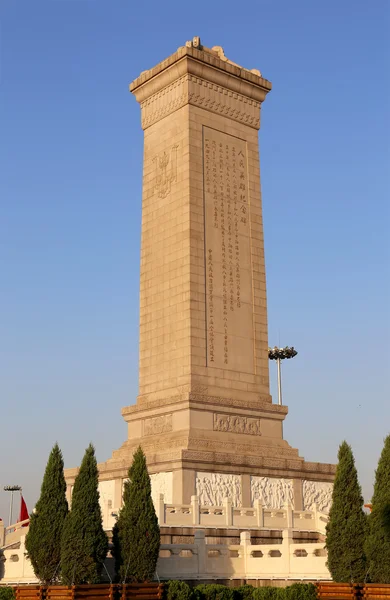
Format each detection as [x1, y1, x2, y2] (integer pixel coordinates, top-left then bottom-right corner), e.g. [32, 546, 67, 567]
[153, 144, 179, 198]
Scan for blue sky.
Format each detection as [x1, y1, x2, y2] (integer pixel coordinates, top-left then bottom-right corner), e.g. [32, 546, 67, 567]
[0, 0, 389, 520]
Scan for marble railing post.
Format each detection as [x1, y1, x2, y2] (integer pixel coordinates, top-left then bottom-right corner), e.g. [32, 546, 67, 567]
[282, 528, 292, 574]
[283, 503, 293, 529]
[194, 530, 206, 575]
[157, 494, 165, 525]
[240, 531, 251, 575]
[313, 503, 319, 530]
[191, 495, 200, 525]
[224, 497, 232, 526]
[254, 498, 264, 527]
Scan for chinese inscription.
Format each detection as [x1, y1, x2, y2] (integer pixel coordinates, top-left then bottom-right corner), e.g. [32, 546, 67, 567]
[203, 127, 254, 373]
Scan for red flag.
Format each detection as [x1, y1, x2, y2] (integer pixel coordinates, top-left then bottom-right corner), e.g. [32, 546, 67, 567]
[19, 495, 29, 525]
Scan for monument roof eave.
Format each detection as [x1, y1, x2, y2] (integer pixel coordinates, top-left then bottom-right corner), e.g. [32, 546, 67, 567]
[129, 42, 272, 105]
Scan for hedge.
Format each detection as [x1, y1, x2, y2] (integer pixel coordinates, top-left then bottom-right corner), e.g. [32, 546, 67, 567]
[252, 588, 286, 600]
[194, 585, 235, 600]
[164, 582, 317, 600]
[0, 589, 15, 600]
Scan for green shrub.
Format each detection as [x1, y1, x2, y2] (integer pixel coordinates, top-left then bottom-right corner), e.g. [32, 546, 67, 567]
[366, 434, 390, 583]
[253, 588, 285, 600]
[326, 441, 367, 582]
[61, 444, 108, 584]
[25, 443, 68, 583]
[166, 580, 194, 600]
[285, 584, 316, 600]
[235, 586, 255, 600]
[194, 584, 235, 600]
[113, 447, 160, 582]
[0, 588, 15, 600]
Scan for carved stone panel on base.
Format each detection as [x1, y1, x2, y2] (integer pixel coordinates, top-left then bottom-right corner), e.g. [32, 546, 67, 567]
[303, 480, 333, 514]
[144, 414, 173, 436]
[213, 413, 261, 436]
[151, 472, 173, 505]
[251, 476, 294, 509]
[196, 472, 242, 507]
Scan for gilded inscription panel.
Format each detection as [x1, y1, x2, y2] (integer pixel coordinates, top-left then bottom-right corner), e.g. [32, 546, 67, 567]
[203, 127, 254, 373]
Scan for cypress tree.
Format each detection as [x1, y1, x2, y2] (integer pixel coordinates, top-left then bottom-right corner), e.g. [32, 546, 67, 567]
[25, 443, 68, 583]
[112, 480, 130, 581]
[113, 446, 160, 582]
[61, 444, 108, 584]
[365, 434, 390, 582]
[326, 441, 367, 582]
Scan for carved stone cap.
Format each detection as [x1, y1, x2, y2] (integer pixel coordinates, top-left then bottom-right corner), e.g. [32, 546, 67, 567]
[130, 37, 272, 104]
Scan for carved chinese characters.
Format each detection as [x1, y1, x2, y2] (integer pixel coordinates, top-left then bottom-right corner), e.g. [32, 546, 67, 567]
[203, 128, 254, 373]
[213, 413, 261, 436]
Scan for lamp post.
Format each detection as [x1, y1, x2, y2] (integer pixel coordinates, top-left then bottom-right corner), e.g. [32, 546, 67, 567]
[268, 346, 298, 406]
[4, 485, 22, 526]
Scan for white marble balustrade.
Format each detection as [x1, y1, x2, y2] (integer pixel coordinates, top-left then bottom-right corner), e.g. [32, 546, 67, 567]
[156, 495, 328, 533]
[157, 530, 330, 580]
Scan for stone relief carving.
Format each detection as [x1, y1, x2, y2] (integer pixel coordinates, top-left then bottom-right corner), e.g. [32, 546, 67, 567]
[141, 435, 187, 452]
[150, 472, 173, 505]
[183, 450, 282, 469]
[303, 480, 333, 514]
[152, 145, 178, 198]
[140, 74, 261, 130]
[191, 385, 209, 394]
[141, 75, 189, 129]
[144, 414, 172, 436]
[251, 476, 294, 509]
[214, 413, 261, 436]
[133, 391, 277, 414]
[190, 437, 297, 458]
[196, 472, 242, 507]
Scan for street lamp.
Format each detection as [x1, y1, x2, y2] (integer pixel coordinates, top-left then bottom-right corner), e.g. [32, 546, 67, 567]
[268, 346, 298, 406]
[4, 485, 22, 526]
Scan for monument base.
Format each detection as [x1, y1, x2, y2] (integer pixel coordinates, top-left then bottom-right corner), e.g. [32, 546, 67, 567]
[64, 391, 335, 520]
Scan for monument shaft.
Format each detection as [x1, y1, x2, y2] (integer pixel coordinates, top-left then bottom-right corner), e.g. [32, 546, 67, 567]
[135, 42, 271, 404]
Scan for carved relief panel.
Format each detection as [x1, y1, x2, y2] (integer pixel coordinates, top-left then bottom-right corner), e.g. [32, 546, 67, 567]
[213, 413, 261, 436]
[150, 471, 173, 505]
[251, 476, 294, 509]
[196, 472, 242, 507]
[303, 480, 333, 514]
[144, 414, 172, 436]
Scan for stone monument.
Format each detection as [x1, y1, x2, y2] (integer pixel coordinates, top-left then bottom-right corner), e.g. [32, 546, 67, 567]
[65, 38, 335, 515]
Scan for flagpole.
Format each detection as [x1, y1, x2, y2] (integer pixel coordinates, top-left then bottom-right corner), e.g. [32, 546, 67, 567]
[4, 485, 22, 526]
